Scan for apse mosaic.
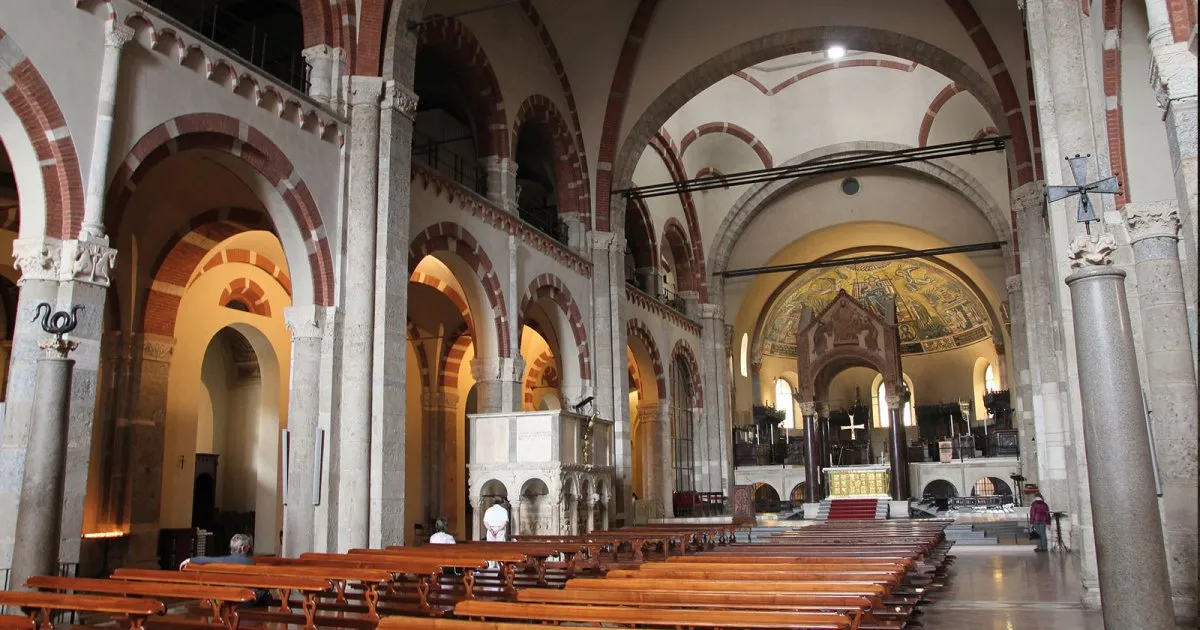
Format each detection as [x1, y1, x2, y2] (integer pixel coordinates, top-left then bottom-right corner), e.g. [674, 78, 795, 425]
[759, 259, 991, 356]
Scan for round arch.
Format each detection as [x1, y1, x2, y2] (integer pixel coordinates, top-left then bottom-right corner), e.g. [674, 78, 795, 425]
[626, 318, 666, 401]
[661, 218, 697, 294]
[512, 95, 585, 218]
[518, 274, 591, 402]
[671, 339, 703, 402]
[106, 114, 335, 307]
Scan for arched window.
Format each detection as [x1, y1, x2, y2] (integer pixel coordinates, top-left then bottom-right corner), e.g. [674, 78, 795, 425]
[739, 333, 749, 377]
[874, 379, 914, 428]
[984, 364, 996, 393]
[670, 356, 696, 493]
[774, 379, 795, 429]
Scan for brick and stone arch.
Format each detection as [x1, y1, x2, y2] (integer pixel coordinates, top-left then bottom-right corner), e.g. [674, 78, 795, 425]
[409, 222, 511, 358]
[647, 130, 707, 300]
[661, 218, 698, 294]
[106, 113, 335, 308]
[414, 16, 510, 160]
[523, 349, 556, 410]
[679, 122, 774, 169]
[693, 167, 728, 187]
[439, 322, 473, 391]
[512, 94, 586, 219]
[626, 318, 666, 400]
[623, 197, 658, 273]
[142, 209, 292, 337]
[973, 126, 1000, 141]
[671, 339, 704, 402]
[1101, 0, 1131, 209]
[219, 278, 272, 317]
[917, 82, 966, 147]
[734, 59, 919, 95]
[519, 274, 592, 392]
[0, 27, 85, 239]
[407, 318, 431, 391]
[607, 24, 1033, 234]
[410, 270, 475, 336]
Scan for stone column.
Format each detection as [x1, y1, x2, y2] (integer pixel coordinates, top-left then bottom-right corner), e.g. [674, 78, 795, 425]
[698, 304, 730, 495]
[369, 80, 418, 548]
[432, 391, 459, 529]
[1145, 0, 1199, 364]
[636, 400, 669, 519]
[1005, 274, 1040, 488]
[122, 334, 174, 567]
[282, 306, 327, 557]
[302, 44, 345, 108]
[335, 76, 384, 552]
[800, 402, 820, 504]
[484, 156, 519, 214]
[1065, 259, 1175, 629]
[80, 23, 134, 241]
[568, 496, 579, 535]
[1123, 201, 1198, 616]
[886, 394, 909, 500]
[9, 337, 76, 592]
[589, 231, 630, 523]
[420, 391, 452, 523]
[470, 356, 525, 413]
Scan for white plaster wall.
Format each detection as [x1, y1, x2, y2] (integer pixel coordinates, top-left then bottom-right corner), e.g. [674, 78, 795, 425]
[1120, 1, 1178, 203]
[632, 146, 690, 248]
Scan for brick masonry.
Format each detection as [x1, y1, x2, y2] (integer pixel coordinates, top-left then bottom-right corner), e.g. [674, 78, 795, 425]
[0, 27, 85, 240]
[679, 121, 774, 169]
[105, 113, 335, 308]
[407, 319, 431, 390]
[660, 217, 698, 294]
[519, 273, 592, 382]
[647, 130, 707, 301]
[522, 348, 555, 409]
[1102, 0, 1131, 208]
[917, 82, 965, 147]
[512, 95, 587, 221]
[439, 322, 472, 391]
[624, 197, 659, 269]
[626, 317, 666, 399]
[671, 338, 703, 401]
[219, 277, 272, 317]
[410, 270, 475, 335]
[734, 60, 918, 96]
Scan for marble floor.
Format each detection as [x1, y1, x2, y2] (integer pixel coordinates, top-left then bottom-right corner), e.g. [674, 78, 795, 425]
[922, 545, 1105, 629]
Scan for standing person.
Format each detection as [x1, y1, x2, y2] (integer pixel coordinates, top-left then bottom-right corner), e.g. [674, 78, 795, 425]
[429, 517, 456, 544]
[483, 498, 510, 542]
[1029, 494, 1051, 552]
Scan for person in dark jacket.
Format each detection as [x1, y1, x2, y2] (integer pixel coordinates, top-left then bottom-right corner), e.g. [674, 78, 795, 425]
[1028, 495, 1051, 552]
[179, 534, 269, 605]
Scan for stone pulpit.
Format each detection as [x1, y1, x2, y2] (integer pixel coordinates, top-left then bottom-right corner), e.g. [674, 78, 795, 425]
[468, 410, 614, 538]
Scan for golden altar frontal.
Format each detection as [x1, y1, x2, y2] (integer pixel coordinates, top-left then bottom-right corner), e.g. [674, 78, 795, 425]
[825, 465, 891, 498]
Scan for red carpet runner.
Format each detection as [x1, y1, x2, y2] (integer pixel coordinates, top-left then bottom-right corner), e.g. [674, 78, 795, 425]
[826, 498, 884, 520]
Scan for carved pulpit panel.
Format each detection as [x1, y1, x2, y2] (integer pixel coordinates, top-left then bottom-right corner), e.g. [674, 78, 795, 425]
[796, 290, 902, 402]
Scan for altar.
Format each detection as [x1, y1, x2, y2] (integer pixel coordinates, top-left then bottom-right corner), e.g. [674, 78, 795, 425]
[825, 465, 891, 498]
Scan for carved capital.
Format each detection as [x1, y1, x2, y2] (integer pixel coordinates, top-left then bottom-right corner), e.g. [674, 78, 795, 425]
[1123, 201, 1181, 243]
[1010, 182, 1045, 215]
[798, 401, 816, 417]
[105, 23, 135, 48]
[12, 238, 61, 284]
[1005, 274, 1022, 294]
[587, 231, 624, 253]
[61, 239, 118, 286]
[1067, 233, 1117, 268]
[885, 394, 903, 411]
[698, 303, 725, 321]
[471, 355, 526, 381]
[302, 43, 336, 63]
[140, 335, 176, 363]
[39, 337, 79, 358]
[284, 305, 327, 340]
[347, 75, 385, 108]
[383, 81, 419, 119]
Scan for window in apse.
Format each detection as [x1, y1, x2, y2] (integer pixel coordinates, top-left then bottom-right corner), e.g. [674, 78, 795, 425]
[984, 363, 996, 393]
[739, 333, 749, 377]
[876, 380, 914, 427]
[774, 378, 796, 429]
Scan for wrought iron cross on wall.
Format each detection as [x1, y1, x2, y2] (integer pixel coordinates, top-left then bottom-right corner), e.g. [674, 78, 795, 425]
[1046, 154, 1121, 233]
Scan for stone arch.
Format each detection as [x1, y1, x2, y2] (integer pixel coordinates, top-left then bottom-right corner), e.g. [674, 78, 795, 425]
[523, 349, 556, 410]
[917, 82, 966, 147]
[410, 222, 510, 358]
[606, 25, 1026, 233]
[646, 130, 707, 300]
[734, 59, 920, 95]
[106, 113, 334, 307]
[414, 16, 509, 160]
[973, 126, 1001, 141]
[679, 121, 774, 169]
[624, 197, 658, 273]
[709, 141, 1013, 302]
[439, 323, 473, 391]
[407, 319, 431, 391]
[193, 251, 293, 295]
[661, 218, 698, 294]
[693, 167, 728, 186]
[519, 274, 591, 394]
[218, 278, 272, 317]
[626, 318, 666, 400]
[512, 95, 586, 220]
[922, 478, 959, 498]
[797, 291, 904, 405]
[409, 270, 475, 335]
[671, 339, 703, 401]
[0, 27, 85, 239]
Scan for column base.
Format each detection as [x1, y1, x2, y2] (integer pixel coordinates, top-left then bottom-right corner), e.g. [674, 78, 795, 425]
[888, 500, 910, 519]
[802, 503, 822, 519]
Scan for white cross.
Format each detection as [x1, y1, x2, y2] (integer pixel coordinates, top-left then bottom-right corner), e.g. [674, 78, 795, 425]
[841, 414, 866, 441]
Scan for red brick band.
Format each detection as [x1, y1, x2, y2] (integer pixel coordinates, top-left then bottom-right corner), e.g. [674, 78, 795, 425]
[734, 60, 918, 95]
[648, 129, 707, 301]
[519, 273, 591, 382]
[219, 277, 272, 317]
[917, 82, 965, 147]
[523, 348, 556, 409]
[624, 197, 659, 272]
[679, 121, 774, 169]
[627, 318, 666, 400]
[1102, 0, 1130, 208]
[512, 95, 587, 219]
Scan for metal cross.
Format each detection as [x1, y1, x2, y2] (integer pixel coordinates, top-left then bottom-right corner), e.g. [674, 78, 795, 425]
[841, 414, 867, 441]
[1046, 154, 1121, 233]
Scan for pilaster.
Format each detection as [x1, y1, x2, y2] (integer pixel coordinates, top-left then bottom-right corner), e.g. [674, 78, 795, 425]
[469, 356, 526, 413]
[81, 23, 134, 242]
[1004, 274, 1039, 488]
[636, 400, 670, 519]
[588, 230, 630, 524]
[282, 305, 330, 557]
[483, 156, 520, 214]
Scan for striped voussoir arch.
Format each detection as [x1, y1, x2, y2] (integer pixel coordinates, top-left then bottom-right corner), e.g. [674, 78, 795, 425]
[626, 318, 666, 400]
[407, 318, 432, 390]
[679, 121, 774, 169]
[219, 278, 271, 317]
[523, 349, 556, 410]
[671, 338, 703, 401]
[439, 322, 473, 392]
[410, 270, 475, 335]
[519, 273, 590, 382]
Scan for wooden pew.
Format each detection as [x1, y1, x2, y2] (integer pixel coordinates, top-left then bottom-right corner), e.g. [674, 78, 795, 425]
[346, 548, 530, 595]
[183, 563, 390, 620]
[111, 569, 330, 630]
[604, 568, 903, 586]
[0, 617, 33, 630]
[378, 618, 593, 629]
[280, 554, 485, 614]
[0, 591, 165, 630]
[452, 600, 852, 629]
[24, 576, 255, 630]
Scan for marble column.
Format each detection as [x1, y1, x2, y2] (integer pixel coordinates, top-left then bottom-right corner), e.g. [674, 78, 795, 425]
[886, 394, 909, 500]
[9, 337, 75, 592]
[589, 231, 630, 523]
[800, 402, 820, 504]
[282, 306, 327, 557]
[470, 356, 525, 413]
[1065, 258, 1175, 629]
[81, 23, 134, 241]
[1144, 0, 1199, 364]
[335, 75, 384, 552]
[1005, 274, 1040, 488]
[586, 494, 596, 533]
[698, 304, 730, 495]
[636, 400, 668, 519]
[1123, 201, 1198, 617]
[484, 156, 519, 214]
[369, 80, 418, 548]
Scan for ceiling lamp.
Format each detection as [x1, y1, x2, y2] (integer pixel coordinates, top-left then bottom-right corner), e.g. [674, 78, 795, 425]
[826, 45, 847, 60]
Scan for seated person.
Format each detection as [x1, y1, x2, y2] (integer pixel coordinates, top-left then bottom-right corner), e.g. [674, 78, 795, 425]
[179, 534, 269, 606]
[428, 517, 456, 544]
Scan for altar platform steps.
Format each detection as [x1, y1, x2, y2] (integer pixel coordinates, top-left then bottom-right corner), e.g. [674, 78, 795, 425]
[819, 498, 888, 520]
[944, 523, 998, 545]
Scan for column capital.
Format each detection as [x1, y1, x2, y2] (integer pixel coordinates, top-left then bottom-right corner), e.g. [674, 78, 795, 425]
[302, 43, 337, 61]
[1005, 274, 1022, 294]
[284, 305, 333, 340]
[138, 334, 175, 363]
[1010, 182, 1046, 215]
[347, 76, 385, 107]
[60, 239, 118, 287]
[1148, 41, 1198, 111]
[1067, 233, 1117, 268]
[105, 23, 135, 48]
[798, 401, 816, 417]
[698, 303, 725, 321]
[885, 394, 904, 410]
[38, 337, 79, 358]
[1123, 200, 1180, 243]
[587, 231, 625, 253]
[382, 80, 419, 119]
[470, 355, 526, 381]
[12, 237, 62, 284]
